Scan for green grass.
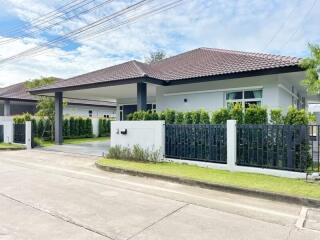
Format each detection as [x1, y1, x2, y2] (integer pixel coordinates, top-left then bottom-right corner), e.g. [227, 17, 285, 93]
[36, 137, 110, 147]
[97, 158, 320, 200]
[0, 143, 26, 150]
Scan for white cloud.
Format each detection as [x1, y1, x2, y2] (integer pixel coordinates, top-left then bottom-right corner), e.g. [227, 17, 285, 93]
[0, 0, 319, 87]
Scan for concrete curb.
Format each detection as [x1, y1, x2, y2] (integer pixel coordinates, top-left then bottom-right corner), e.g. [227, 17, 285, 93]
[95, 162, 320, 208]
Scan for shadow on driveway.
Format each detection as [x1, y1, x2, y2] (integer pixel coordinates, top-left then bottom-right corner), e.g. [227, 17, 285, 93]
[40, 140, 110, 157]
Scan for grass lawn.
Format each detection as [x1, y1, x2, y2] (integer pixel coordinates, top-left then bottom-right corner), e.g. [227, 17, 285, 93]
[97, 158, 320, 200]
[0, 143, 26, 150]
[37, 137, 110, 147]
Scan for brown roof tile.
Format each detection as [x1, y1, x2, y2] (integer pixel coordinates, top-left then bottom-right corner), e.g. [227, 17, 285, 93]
[30, 47, 302, 93]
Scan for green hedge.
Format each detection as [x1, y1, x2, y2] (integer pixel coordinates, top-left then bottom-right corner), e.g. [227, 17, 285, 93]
[98, 119, 111, 137]
[127, 105, 314, 125]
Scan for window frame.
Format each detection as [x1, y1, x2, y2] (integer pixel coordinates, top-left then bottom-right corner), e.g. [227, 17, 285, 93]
[225, 89, 263, 109]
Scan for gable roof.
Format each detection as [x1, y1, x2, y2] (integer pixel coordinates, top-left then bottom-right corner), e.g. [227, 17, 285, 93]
[30, 47, 302, 94]
[0, 81, 116, 108]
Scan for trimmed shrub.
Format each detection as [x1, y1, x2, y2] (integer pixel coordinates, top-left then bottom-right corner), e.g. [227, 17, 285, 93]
[191, 110, 201, 124]
[199, 109, 210, 124]
[270, 109, 284, 124]
[211, 108, 230, 124]
[175, 112, 184, 124]
[184, 112, 193, 124]
[244, 105, 268, 124]
[86, 118, 93, 137]
[159, 111, 166, 121]
[284, 107, 309, 125]
[164, 109, 176, 124]
[151, 111, 159, 120]
[230, 102, 243, 123]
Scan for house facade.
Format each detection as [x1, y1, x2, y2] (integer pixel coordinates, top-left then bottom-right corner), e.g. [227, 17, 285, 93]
[28, 47, 313, 144]
[0, 82, 116, 119]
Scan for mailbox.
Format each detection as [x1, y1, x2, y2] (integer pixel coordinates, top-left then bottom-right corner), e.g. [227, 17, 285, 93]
[120, 128, 127, 135]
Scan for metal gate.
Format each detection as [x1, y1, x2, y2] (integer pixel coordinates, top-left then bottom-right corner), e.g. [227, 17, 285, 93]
[165, 124, 227, 163]
[14, 124, 26, 144]
[0, 125, 3, 143]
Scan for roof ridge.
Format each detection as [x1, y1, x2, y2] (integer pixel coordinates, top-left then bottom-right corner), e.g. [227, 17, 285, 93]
[199, 47, 301, 62]
[150, 48, 202, 66]
[131, 60, 148, 77]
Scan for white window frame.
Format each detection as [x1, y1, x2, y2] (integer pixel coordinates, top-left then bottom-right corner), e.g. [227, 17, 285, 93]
[225, 89, 263, 108]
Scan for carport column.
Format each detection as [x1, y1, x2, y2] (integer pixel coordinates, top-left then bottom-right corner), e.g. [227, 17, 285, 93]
[227, 120, 237, 171]
[4, 100, 11, 116]
[55, 92, 63, 145]
[137, 82, 147, 111]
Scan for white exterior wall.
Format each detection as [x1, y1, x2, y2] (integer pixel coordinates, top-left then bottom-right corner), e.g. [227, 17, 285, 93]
[63, 105, 116, 118]
[156, 72, 306, 112]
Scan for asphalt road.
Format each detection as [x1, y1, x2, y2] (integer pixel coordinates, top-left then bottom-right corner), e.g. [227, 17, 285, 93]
[0, 150, 319, 240]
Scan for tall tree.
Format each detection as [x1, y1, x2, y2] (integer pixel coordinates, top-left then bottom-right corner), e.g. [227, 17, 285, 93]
[25, 76, 57, 89]
[145, 50, 167, 64]
[300, 43, 320, 95]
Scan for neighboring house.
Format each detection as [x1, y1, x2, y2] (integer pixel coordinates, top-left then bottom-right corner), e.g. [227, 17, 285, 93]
[0, 81, 116, 118]
[30, 48, 312, 127]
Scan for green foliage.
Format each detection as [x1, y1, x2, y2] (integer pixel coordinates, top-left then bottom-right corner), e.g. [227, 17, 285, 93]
[107, 145, 161, 162]
[145, 50, 166, 64]
[191, 110, 201, 124]
[283, 107, 310, 125]
[199, 109, 210, 124]
[270, 109, 284, 124]
[99, 118, 111, 137]
[244, 105, 268, 124]
[300, 43, 320, 95]
[127, 113, 133, 120]
[175, 112, 184, 124]
[211, 108, 230, 124]
[184, 112, 193, 124]
[230, 102, 243, 123]
[151, 111, 159, 120]
[159, 111, 166, 120]
[164, 109, 176, 124]
[13, 112, 33, 123]
[25, 77, 57, 89]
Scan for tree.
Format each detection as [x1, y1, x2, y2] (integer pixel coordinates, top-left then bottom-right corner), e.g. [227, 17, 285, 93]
[145, 50, 166, 63]
[25, 76, 57, 89]
[300, 43, 320, 95]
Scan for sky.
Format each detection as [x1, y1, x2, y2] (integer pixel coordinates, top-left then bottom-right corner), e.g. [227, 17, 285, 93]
[0, 0, 319, 87]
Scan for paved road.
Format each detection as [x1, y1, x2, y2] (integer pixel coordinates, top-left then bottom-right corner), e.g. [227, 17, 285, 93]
[41, 140, 110, 156]
[0, 150, 319, 240]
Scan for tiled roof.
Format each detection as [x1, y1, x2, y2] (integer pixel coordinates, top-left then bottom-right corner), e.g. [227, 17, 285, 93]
[30, 47, 302, 93]
[0, 81, 116, 107]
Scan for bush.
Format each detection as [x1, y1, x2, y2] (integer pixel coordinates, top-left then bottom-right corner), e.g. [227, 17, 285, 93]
[13, 112, 33, 123]
[244, 105, 268, 124]
[107, 145, 161, 162]
[211, 108, 230, 124]
[151, 111, 159, 120]
[191, 110, 201, 124]
[284, 107, 309, 125]
[230, 103, 243, 123]
[175, 112, 184, 124]
[270, 109, 283, 124]
[164, 109, 176, 124]
[199, 109, 210, 124]
[184, 112, 193, 124]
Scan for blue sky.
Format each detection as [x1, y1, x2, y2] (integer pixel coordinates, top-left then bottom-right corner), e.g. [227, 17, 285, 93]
[0, 0, 319, 87]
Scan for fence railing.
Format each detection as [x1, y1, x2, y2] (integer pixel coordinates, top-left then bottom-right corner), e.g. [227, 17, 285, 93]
[165, 124, 227, 163]
[237, 125, 310, 172]
[308, 125, 320, 173]
[0, 125, 3, 143]
[14, 123, 26, 144]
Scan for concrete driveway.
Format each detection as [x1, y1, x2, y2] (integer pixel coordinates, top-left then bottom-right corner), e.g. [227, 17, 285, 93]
[41, 140, 110, 156]
[0, 150, 319, 240]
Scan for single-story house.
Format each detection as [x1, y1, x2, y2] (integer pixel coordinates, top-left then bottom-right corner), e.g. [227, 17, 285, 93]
[29, 47, 317, 144]
[0, 81, 116, 119]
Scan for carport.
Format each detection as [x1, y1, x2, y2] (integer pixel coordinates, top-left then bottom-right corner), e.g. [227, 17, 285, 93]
[29, 60, 165, 145]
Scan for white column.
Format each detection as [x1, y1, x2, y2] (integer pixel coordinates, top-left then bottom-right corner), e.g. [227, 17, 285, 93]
[227, 120, 237, 171]
[25, 121, 32, 149]
[92, 118, 99, 137]
[2, 121, 14, 143]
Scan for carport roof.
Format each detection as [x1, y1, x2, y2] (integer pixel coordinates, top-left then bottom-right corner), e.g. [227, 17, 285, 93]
[29, 47, 303, 94]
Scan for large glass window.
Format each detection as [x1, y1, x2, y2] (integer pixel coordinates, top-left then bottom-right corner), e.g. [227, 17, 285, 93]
[226, 89, 262, 108]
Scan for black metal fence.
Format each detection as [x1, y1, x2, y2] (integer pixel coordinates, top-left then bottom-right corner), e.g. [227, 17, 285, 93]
[165, 124, 227, 163]
[0, 125, 3, 143]
[14, 124, 26, 144]
[237, 125, 311, 172]
[308, 125, 320, 173]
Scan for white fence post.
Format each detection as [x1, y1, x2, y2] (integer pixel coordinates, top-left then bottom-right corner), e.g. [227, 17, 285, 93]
[2, 121, 14, 143]
[92, 118, 99, 137]
[25, 121, 32, 149]
[227, 120, 237, 171]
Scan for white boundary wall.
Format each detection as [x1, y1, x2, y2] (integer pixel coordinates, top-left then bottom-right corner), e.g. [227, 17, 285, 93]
[110, 120, 306, 179]
[0, 120, 32, 149]
[111, 121, 165, 158]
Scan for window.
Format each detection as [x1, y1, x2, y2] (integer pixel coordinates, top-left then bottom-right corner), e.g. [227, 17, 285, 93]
[152, 104, 157, 112]
[88, 110, 92, 117]
[226, 89, 262, 109]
